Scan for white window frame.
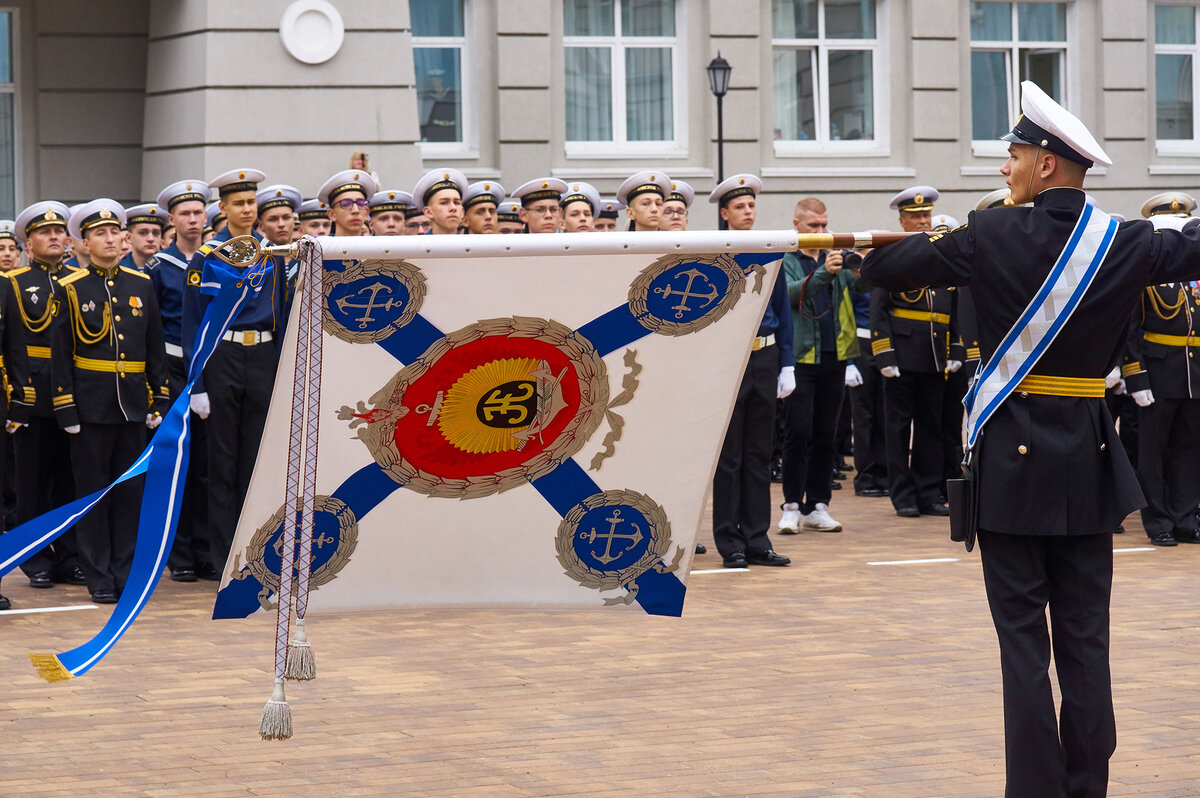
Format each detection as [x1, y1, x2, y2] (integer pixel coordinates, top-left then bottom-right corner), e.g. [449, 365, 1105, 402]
[969, 0, 1070, 158]
[771, 0, 889, 158]
[414, 0, 478, 159]
[0, 7, 17, 218]
[563, 0, 687, 159]
[1154, 2, 1200, 156]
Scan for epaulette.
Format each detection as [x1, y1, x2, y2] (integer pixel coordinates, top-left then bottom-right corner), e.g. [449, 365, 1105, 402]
[7, 266, 29, 278]
[119, 266, 150, 280]
[59, 269, 88, 286]
[199, 243, 214, 257]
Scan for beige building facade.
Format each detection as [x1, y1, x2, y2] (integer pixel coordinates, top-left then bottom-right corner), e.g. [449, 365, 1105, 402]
[5, 0, 1200, 230]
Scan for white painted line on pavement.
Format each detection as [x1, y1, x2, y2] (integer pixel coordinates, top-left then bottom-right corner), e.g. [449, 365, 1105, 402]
[868, 557, 960, 566]
[1114, 547, 1155, 553]
[690, 568, 750, 574]
[0, 603, 99, 616]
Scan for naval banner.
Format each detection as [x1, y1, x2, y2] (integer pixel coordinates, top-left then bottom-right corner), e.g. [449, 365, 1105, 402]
[212, 231, 791, 619]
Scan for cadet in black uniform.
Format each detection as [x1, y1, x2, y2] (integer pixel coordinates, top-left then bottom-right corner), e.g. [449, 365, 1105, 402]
[862, 80, 1200, 798]
[0, 225, 33, 609]
[9, 201, 85, 590]
[870, 186, 963, 517]
[932, 212, 972, 501]
[57, 199, 170, 603]
[183, 168, 289, 578]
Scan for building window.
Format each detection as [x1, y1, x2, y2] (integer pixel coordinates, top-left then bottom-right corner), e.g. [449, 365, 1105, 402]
[412, 0, 471, 152]
[563, 0, 685, 157]
[0, 10, 14, 218]
[1155, 3, 1199, 148]
[969, 1, 1067, 147]
[771, 0, 885, 155]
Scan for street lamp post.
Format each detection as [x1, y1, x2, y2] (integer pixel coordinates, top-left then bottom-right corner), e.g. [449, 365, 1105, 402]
[707, 53, 732, 184]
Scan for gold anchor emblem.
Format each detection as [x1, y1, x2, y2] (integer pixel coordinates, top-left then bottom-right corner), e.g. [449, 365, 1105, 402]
[580, 508, 643, 565]
[479, 381, 534, 426]
[653, 267, 720, 319]
[335, 281, 397, 329]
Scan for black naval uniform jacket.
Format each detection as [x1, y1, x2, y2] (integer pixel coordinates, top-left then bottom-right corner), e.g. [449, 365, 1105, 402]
[0, 276, 33, 424]
[1123, 283, 1200, 399]
[869, 283, 965, 373]
[9, 260, 74, 424]
[861, 186, 1200, 536]
[53, 264, 170, 427]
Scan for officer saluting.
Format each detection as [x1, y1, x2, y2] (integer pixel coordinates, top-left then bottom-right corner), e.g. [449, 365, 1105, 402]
[862, 80, 1200, 797]
[56, 199, 169, 603]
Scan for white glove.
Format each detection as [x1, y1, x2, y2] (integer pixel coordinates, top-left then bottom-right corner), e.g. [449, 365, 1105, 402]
[844, 363, 863, 388]
[1132, 389, 1155, 407]
[64, 424, 81, 435]
[145, 413, 162, 430]
[880, 365, 900, 378]
[190, 392, 211, 420]
[1112, 379, 1127, 395]
[5, 421, 25, 434]
[777, 366, 796, 399]
[946, 359, 962, 374]
[1104, 368, 1121, 389]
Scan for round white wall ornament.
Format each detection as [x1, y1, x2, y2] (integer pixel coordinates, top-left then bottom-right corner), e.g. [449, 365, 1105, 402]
[279, 0, 345, 65]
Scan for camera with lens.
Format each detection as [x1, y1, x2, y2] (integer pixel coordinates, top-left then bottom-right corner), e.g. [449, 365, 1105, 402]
[841, 250, 864, 269]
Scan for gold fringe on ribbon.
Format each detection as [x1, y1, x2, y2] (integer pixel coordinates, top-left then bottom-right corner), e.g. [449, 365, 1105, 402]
[259, 678, 293, 740]
[284, 618, 316, 682]
[29, 652, 73, 682]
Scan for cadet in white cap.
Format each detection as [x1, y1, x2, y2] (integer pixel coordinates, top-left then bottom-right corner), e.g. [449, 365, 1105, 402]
[58, 199, 169, 603]
[858, 79, 1200, 794]
[368, 191, 408, 236]
[318, 169, 378, 236]
[708, 173, 762, 231]
[0, 219, 20, 271]
[559, 181, 599, 233]
[512, 177, 568, 234]
[401, 198, 432, 235]
[661, 180, 693, 231]
[592, 198, 624, 232]
[207, 168, 265, 245]
[617, 171, 670, 231]
[496, 199, 523, 234]
[297, 199, 331, 238]
[461, 181, 505, 234]
[120, 203, 168, 272]
[931, 214, 959, 231]
[255, 184, 301, 247]
[1140, 191, 1196, 231]
[63, 203, 89, 270]
[976, 188, 1016, 211]
[204, 200, 225, 241]
[413, 168, 467, 235]
[888, 185, 939, 232]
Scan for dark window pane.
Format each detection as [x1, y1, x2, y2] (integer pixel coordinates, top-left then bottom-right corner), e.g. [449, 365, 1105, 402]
[970, 1, 1012, 40]
[1018, 2, 1066, 42]
[622, 0, 674, 36]
[625, 47, 672, 140]
[827, 49, 873, 139]
[826, 0, 876, 39]
[415, 48, 462, 142]
[1020, 48, 1062, 103]
[565, 0, 614, 36]
[565, 47, 613, 140]
[772, 0, 818, 39]
[972, 49, 1010, 139]
[411, 0, 463, 37]
[1157, 53, 1194, 140]
[0, 93, 13, 218]
[1155, 5, 1195, 45]
[0, 14, 11, 83]
[772, 47, 816, 140]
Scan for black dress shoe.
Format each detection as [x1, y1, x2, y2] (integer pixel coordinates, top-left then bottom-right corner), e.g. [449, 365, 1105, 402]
[1149, 531, 1178, 547]
[0, 593, 10, 610]
[195, 563, 221, 581]
[89, 591, 117, 604]
[829, 481, 841, 490]
[722, 552, 748, 569]
[1175, 530, 1200, 544]
[694, 543, 707, 555]
[28, 570, 53, 589]
[921, 503, 951, 517]
[896, 506, 921, 518]
[1114, 524, 1125, 534]
[58, 566, 87, 586]
[746, 549, 791, 566]
[170, 568, 197, 582]
[855, 487, 887, 497]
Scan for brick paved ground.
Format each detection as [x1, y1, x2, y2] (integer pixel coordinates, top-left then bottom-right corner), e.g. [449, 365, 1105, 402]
[3, 480, 1199, 797]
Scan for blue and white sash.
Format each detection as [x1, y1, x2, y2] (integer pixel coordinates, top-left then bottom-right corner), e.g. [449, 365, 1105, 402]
[964, 203, 1118, 448]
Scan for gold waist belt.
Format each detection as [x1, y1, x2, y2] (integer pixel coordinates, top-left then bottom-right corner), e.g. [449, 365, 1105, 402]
[1143, 331, 1200, 347]
[27, 345, 50, 359]
[1015, 374, 1106, 398]
[74, 356, 145, 374]
[892, 308, 950, 325]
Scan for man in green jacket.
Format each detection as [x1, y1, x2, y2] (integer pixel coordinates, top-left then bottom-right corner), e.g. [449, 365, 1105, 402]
[778, 197, 870, 535]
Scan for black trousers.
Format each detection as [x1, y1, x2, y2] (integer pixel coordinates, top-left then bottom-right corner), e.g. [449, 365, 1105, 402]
[942, 367, 970, 487]
[204, 339, 276, 574]
[71, 422, 146, 595]
[978, 529, 1115, 798]
[882, 369, 945, 510]
[781, 355, 845, 513]
[1137, 397, 1200, 537]
[712, 346, 777, 558]
[14, 417, 78, 577]
[165, 354, 210, 572]
[850, 336, 887, 492]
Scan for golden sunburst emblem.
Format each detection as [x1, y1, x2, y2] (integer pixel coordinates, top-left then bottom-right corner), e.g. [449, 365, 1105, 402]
[437, 357, 568, 454]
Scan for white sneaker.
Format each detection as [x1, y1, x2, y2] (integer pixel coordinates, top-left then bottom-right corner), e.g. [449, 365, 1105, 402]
[778, 502, 802, 534]
[802, 503, 842, 532]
